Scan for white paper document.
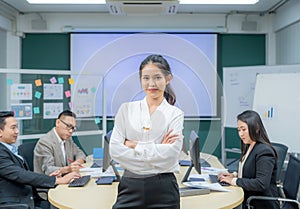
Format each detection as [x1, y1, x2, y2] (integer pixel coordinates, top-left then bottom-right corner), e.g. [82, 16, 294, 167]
[183, 181, 231, 192]
[80, 166, 116, 178]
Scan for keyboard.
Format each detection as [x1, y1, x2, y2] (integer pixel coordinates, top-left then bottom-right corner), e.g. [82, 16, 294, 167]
[68, 175, 91, 187]
[209, 174, 230, 186]
[179, 187, 210, 197]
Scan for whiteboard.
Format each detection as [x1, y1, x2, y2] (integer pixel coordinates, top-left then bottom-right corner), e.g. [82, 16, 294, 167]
[253, 73, 300, 152]
[223, 65, 300, 127]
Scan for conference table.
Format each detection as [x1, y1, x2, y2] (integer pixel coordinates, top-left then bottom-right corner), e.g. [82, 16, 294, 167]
[48, 153, 243, 209]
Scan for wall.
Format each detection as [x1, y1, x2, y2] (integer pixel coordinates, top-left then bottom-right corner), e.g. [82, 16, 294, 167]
[2, 1, 300, 156]
[275, 0, 300, 65]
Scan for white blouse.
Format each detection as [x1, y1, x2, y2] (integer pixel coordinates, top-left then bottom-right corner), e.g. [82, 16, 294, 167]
[110, 97, 184, 175]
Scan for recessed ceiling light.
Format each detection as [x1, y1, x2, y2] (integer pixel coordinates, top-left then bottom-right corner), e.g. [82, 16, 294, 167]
[26, 0, 106, 4]
[180, 0, 259, 4]
[26, 0, 259, 4]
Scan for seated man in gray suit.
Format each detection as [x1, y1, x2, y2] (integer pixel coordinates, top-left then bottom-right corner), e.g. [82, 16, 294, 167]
[0, 111, 80, 209]
[34, 110, 86, 176]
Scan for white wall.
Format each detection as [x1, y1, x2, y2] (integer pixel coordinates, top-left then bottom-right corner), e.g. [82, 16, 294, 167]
[1, 0, 300, 69]
[275, 0, 300, 65]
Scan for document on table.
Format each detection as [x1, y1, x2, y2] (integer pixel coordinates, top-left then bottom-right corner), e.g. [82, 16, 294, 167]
[201, 167, 228, 174]
[183, 181, 231, 192]
[80, 167, 102, 172]
[80, 166, 117, 178]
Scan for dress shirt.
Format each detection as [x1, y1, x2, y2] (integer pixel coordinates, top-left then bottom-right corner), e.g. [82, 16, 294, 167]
[0, 142, 23, 161]
[110, 97, 184, 175]
[54, 128, 67, 165]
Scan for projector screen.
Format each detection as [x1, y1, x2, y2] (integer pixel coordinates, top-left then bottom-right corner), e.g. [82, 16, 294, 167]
[70, 32, 217, 117]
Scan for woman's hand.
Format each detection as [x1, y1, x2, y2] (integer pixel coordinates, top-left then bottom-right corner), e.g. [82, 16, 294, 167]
[124, 139, 137, 149]
[55, 171, 81, 185]
[218, 172, 234, 184]
[161, 129, 179, 144]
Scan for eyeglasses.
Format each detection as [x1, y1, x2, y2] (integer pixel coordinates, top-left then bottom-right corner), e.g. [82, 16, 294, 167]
[59, 119, 77, 132]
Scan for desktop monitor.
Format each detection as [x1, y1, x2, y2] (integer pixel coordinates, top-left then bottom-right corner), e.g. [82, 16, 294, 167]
[181, 136, 189, 155]
[102, 130, 112, 172]
[102, 130, 120, 182]
[182, 130, 201, 183]
[190, 130, 201, 174]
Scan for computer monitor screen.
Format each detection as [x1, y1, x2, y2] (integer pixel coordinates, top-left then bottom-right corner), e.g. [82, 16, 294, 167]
[189, 130, 201, 174]
[102, 130, 112, 172]
[181, 130, 201, 183]
[181, 136, 188, 155]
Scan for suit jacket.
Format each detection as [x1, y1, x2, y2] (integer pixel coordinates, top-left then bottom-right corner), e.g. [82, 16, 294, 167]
[0, 143, 56, 209]
[236, 142, 280, 209]
[34, 128, 86, 175]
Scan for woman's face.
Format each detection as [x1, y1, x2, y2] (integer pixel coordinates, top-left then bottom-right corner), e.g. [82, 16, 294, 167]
[237, 120, 253, 145]
[140, 63, 171, 100]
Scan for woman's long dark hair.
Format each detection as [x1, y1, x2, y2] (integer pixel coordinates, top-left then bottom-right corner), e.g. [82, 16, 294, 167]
[237, 110, 277, 161]
[139, 54, 176, 105]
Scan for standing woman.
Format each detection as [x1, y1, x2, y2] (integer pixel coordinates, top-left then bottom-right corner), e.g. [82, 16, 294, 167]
[110, 54, 184, 209]
[218, 110, 279, 209]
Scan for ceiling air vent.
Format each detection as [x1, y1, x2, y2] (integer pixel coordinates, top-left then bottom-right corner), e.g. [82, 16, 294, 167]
[106, 0, 179, 15]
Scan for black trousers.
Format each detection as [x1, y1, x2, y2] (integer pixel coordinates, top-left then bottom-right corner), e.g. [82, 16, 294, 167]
[112, 173, 180, 209]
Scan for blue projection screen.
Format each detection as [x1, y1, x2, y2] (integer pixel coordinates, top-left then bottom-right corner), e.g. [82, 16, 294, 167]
[70, 33, 217, 117]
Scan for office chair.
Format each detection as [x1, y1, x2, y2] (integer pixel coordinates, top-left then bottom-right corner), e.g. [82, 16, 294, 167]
[0, 203, 29, 208]
[246, 154, 300, 209]
[18, 141, 49, 202]
[272, 142, 289, 184]
[18, 141, 37, 171]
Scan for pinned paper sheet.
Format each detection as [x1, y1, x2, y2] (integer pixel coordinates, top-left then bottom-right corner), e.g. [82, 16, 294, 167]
[58, 77, 64, 84]
[35, 91, 42, 99]
[7, 79, 13, 85]
[95, 117, 101, 124]
[33, 107, 40, 114]
[50, 77, 57, 84]
[65, 90, 71, 98]
[68, 78, 74, 85]
[35, 79, 42, 87]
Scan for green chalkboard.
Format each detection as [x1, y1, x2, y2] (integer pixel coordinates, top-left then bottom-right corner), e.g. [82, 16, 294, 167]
[219, 34, 266, 157]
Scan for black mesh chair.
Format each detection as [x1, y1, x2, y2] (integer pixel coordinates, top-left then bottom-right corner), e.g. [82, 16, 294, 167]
[246, 154, 300, 209]
[17, 141, 49, 203]
[18, 141, 37, 171]
[272, 142, 289, 184]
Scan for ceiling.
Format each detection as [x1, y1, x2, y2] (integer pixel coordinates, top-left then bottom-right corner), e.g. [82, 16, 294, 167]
[0, 0, 288, 15]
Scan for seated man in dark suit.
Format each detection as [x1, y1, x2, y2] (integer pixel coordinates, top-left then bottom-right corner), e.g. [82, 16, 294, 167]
[0, 111, 80, 209]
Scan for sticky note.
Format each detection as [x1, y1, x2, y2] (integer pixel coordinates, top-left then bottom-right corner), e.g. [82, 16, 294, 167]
[68, 78, 74, 85]
[7, 79, 13, 85]
[68, 102, 72, 108]
[35, 79, 42, 87]
[35, 91, 42, 99]
[58, 77, 64, 84]
[65, 90, 71, 98]
[33, 107, 40, 114]
[50, 77, 57, 84]
[95, 117, 101, 124]
[91, 87, 96, 93]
